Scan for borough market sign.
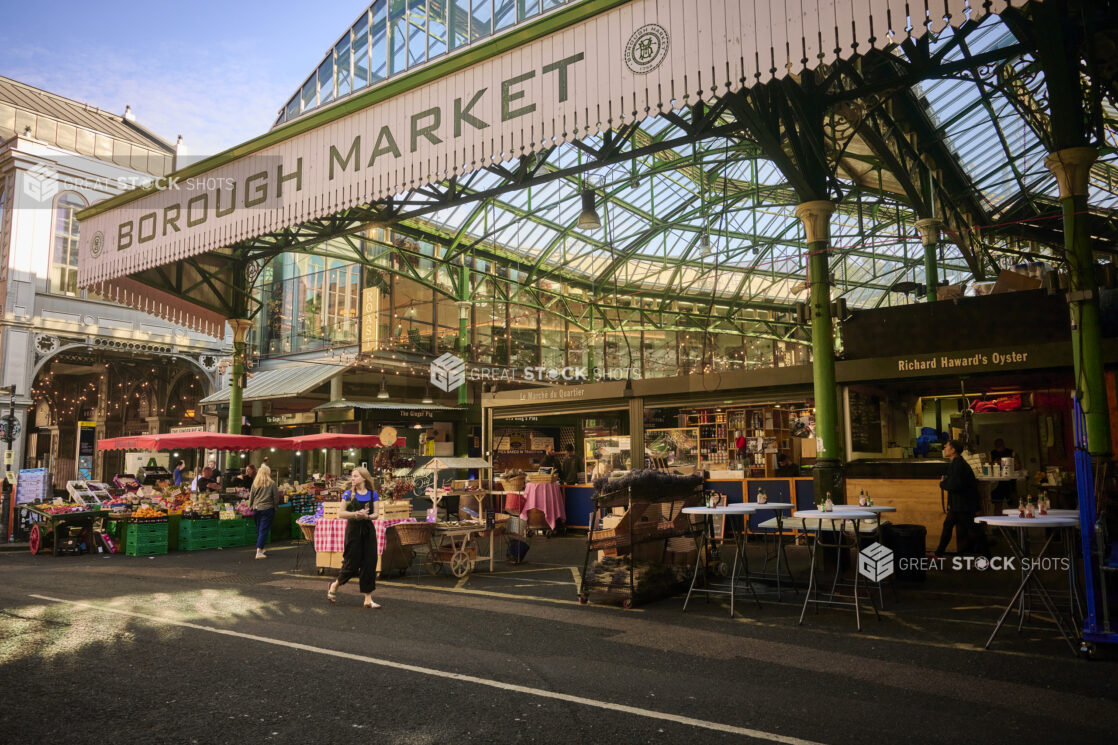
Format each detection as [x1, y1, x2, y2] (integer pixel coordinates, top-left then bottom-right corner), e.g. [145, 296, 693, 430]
[77, 0, 1011, 289]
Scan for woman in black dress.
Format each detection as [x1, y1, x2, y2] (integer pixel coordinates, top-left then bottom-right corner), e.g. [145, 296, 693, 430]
[326, 466, 382, 609]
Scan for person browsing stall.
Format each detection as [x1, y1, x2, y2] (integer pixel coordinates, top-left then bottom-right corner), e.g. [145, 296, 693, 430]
[172, 459, 186, 487]
[540, 444, 562, 472]
[774, 453, 800, 477]
[232, 463, 257, 489]
[326, 466, 383, 609]
[561, 444, 580, 484]
[934, 440, 991, 558]
[248, 464, 279, 559]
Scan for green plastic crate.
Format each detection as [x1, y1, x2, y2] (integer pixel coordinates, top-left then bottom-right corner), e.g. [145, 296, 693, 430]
[244, 517, 261, 546]
[125, 538, 168, 556]
[126, 522, 169, 545]
[180, 536, 219, 551]
[178, 519, 218, 541]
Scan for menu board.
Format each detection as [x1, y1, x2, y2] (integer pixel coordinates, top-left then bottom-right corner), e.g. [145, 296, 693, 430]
[849, 391, 883, 453]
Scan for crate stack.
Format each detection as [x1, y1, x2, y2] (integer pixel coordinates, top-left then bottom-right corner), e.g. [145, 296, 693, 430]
[219, 515, 247, 548]
[125, 520, 169, 556]
[179, 517, 219, 551]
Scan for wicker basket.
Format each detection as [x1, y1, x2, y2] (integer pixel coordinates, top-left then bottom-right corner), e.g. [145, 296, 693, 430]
[393, 521, 435, 546]
[527, 473, 558, 483]
[499, 475, 526, 492]
[298, 524, 316, 541]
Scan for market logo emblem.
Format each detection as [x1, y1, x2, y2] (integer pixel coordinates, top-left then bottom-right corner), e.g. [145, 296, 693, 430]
[625, 24, 669, 74]
[431, 353, 467, 392]
[24, 163, 60, 203]
[90, 231, 105, 258]
[858, 542, 894, 582]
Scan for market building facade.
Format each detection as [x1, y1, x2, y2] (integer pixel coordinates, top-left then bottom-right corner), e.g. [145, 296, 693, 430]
[0, 78, 229, 490]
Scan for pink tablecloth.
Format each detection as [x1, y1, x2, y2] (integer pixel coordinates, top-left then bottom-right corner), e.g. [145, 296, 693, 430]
[520, 482, 565, 529]
[313, 517, 416, 553]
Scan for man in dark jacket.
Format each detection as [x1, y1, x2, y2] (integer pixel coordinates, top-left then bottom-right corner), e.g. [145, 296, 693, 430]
[560, 444, 580, 485]
[934, 439, 990, 557]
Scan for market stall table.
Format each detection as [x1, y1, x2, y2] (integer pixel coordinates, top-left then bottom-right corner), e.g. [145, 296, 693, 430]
[998, 509, 1083, 631]
[682, 505, 760, 618]
[520, 481, 565, 530]
[749, 502, 797, 599]
[832, 504, 898, 606]
[794, 509, 880, 631]
[975, 514, 1081, 654]
[312, 517, 417, 576]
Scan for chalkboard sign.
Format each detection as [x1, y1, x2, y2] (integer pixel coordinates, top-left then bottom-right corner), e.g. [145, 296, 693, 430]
[849, 391, 883, 452]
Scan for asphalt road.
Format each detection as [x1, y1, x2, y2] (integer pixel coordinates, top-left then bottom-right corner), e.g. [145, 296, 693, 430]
[1, 537, 1115, 745]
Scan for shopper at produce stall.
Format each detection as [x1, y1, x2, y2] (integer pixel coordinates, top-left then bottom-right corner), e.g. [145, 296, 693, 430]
[248, 464, 279, 559]
[172, 459, 186, 486]
[208, 459, 222, 486]
[327, 466, 382, 609]
[561, 444, 579, 484]
[231, 463, 257, 489]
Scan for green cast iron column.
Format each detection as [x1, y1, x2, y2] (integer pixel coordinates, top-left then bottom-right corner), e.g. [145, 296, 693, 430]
[226, 319, 253, 435]
[915, 218, 942, 303]
[1046, 147, 1111, 456]
[796, 200, 842, 500]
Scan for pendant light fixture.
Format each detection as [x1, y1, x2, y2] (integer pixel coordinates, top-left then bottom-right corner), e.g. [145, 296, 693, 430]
[377, 376, 390, 399]
[422, 385, 434, 405]
[576, 187, 601, 231]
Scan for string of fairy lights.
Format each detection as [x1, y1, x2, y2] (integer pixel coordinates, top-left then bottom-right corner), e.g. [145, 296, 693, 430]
[31, 363, 206, 425]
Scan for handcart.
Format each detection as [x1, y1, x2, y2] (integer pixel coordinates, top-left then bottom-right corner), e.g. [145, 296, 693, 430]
[22, 504, 110, 556]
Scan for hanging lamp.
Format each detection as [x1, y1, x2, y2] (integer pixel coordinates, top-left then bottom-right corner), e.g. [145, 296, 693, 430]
[377, 377, 390, 399]
[576, 188, 601, 231]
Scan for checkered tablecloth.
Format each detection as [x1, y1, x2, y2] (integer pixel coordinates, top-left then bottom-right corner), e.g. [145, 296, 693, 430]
[314, 517, 417, 554]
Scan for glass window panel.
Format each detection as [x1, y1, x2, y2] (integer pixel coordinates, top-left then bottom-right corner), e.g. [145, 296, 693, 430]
[450, 0, 471, 48]
[392, 277, 433, 354]
[509, 307, 538, 367]
[50, 193, 84, 296]
[518, 0, 540, 21]
[300, 76, 316, 112]
[335, 34, 351, 97]
[641, 330, 676, 378]
[389, 0, 408, 75]
[284, 96, 299, 122]
[470, 0, 492, 41]
[408, 0, 428, 67]
[540, 312, 564, 370]
[494, 0, 514, 31]
[435, 294, 460, 355]
[369, 1, 388, 82]
[317, 57, 335, 105]
[541, 0, 564, 10]
[428, 0, 447, 59]
[354, 11, 372, 88]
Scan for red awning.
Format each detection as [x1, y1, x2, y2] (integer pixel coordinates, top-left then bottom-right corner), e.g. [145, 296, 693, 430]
[283, 433, 405, 451]
[97, 433, 288, 452]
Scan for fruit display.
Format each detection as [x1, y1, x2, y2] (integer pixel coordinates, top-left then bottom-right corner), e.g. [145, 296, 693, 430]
[36, 504, 95, 515]
[180, 495, 219, 518]
[130, 506, 167, 522]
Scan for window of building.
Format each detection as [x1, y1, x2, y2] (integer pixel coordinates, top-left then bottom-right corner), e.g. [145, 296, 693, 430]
[50, 192, 86, 296]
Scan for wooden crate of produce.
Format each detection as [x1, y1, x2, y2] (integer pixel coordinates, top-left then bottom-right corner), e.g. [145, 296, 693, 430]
[376, 500, 412, 520]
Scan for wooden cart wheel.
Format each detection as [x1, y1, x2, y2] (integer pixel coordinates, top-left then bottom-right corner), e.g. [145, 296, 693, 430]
[621, 598, 634, 610]
[425, 555, 443, 575]
[450, 550, 472, 578]
[29, 524, 43, 555]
